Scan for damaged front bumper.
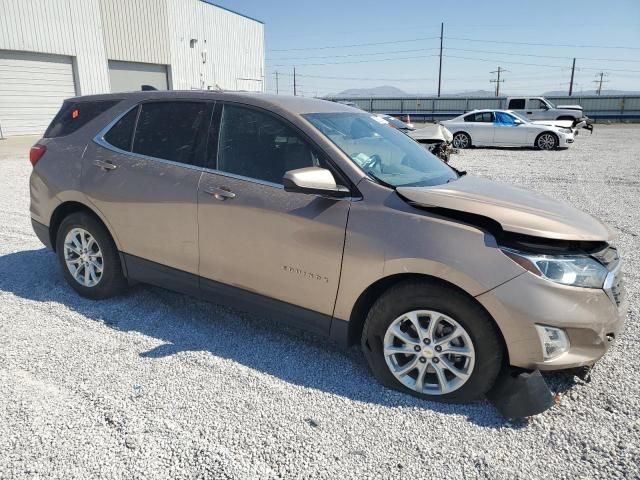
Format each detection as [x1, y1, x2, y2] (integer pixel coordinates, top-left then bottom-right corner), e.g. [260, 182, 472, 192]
[476, 268, 627, 371]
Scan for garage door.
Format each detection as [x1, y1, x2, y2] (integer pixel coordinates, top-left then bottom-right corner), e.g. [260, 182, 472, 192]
[0, 51, 77, 136]
[108, 60, 168, 93]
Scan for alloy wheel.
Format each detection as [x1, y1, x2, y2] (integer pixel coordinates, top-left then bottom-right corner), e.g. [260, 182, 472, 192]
[537, 133, 556, 150]
[453, 133, 469, 149]
[63, 227, 104, 287]
[383, 310, 475, 395]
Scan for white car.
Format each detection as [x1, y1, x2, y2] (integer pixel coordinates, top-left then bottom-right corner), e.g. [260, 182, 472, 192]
[441, 109, 575, 150]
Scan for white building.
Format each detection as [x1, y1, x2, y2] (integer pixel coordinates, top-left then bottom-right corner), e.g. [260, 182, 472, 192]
[0, 0, 265, 136]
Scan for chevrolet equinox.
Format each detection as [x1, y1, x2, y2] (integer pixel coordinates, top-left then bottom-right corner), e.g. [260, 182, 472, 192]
[29, 92, 626, 403]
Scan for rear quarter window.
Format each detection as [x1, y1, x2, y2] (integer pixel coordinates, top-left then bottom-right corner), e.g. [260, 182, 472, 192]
[44, 100, 119, 138]
[103, 107, 138, 151]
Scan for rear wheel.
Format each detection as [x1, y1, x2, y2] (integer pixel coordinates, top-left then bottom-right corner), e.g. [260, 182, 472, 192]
[452, 132, 471, 149]
[361, 281, 504, 403]
[536, 132, 558, 150]
[55, 212, 126, 299]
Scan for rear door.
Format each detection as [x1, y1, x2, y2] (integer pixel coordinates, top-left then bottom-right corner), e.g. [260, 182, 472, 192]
[464, 112, 495, 145]
[83, 100, 210, 281]
[197, 103, 351, 332]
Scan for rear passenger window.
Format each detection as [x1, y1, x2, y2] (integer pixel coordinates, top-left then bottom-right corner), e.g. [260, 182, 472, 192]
[508, 99, 525, 109]
[103, 107, 138, 151]
[216, 104, 322, 184]
[132, 102, 207, 165]
[465, 112, 493, 122]
[44, 100, 119, 138]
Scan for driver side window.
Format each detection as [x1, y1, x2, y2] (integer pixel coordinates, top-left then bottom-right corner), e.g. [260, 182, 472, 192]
[216, 104, 323, 185]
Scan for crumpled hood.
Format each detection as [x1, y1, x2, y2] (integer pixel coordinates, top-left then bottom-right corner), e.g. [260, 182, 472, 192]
[397, 175, 615, 241]
[409, 124, 453, 143]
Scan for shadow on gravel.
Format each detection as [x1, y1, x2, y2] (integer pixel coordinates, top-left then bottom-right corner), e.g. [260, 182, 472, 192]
[0, 248, 576, 428]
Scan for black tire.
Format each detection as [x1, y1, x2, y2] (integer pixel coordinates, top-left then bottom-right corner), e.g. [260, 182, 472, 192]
[452, 131, 472, 149]
[361, 280, 504, 403]
[55, 211, 127, 300]
[535, 132, 558, 150]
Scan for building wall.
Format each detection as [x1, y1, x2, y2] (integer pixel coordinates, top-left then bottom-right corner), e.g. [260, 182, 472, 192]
[99, 0, 171, 66]
[0, 0, 109, 94]
[166, 0, 265, 91]
[0, 0, 264, 94]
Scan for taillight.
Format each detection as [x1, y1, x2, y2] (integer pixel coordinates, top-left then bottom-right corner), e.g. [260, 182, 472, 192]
[29, 144, 47, 166]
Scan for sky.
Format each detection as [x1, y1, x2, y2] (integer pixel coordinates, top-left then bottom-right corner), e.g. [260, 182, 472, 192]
[212, 0, 640, 97]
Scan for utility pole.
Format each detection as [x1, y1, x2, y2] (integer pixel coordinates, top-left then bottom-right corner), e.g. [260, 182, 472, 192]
[490, 67, 506, 97]
[593, 72, 608, 95]
[568, 58, 576, 96]
[275, 71, 279, 94]
[437, 22, 443, 98]
[293, 67, 297, 96]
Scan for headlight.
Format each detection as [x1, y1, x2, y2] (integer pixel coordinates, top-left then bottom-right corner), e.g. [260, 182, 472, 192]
[501, 248, 608, 288]
[535, 325, 570, 360]
[559, 128, 573, 134]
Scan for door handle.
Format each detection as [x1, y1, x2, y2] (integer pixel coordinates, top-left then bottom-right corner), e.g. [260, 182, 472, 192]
[93, 159, 117, 171]
[526, 111, 533, 114]
[204, 186, 236, 201]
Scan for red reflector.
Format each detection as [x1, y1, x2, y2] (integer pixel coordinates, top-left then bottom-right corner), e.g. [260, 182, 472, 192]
[29, 144, 47, 166]
[71, 109, 79, 119]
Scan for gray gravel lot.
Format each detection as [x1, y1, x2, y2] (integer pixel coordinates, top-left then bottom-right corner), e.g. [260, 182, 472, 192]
[1, 126, 639, 479]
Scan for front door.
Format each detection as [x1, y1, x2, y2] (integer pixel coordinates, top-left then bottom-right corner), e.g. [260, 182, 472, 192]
[493, 111, 527, 145]
[84, 100, 210, 277]
[197, 103, 351, 332]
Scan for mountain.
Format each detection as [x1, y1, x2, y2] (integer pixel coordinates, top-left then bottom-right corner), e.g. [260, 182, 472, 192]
[543, 89, 640, 96]
[441, 90, 495, 97]
[334, 85, 409, 97]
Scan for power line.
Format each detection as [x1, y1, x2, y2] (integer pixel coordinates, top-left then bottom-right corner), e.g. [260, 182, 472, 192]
[269, 54, 440, 68]
[444, 54, 640, 73]
[445, 47, 640, 63]
[268, 36, 440, 52]
[445, 36, 640, 50]
[266, 48, 438, 62]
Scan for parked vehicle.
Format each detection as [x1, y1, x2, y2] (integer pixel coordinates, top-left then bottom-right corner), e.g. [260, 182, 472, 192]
[30, 92, 625, 403]
[375, 114, 455, 162]
[375, 113, 416, 132]
[504, 96, 593, 132]
[442, 109, 575, 150]
[408, 123, 456, 163]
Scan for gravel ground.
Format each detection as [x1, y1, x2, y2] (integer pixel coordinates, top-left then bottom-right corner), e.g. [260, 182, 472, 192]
[1, 126, 639, 479]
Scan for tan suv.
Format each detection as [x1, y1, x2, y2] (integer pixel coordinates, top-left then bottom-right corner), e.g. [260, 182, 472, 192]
[29, 91, 626, 403]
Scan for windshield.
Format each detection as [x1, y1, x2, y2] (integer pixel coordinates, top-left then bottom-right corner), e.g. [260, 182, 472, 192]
[304, 112, 458, 187]
[545, 99, 555, 108]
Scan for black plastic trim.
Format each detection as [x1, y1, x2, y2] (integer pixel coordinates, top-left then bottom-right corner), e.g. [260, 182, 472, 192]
[123, 253, 335, 340]
[31, 219, 51, 249]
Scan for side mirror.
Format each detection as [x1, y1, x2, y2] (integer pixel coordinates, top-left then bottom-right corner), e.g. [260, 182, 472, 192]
[541, 103, 550, 110]
[514, 119, 524, 125]
[283, 167, 351, 198]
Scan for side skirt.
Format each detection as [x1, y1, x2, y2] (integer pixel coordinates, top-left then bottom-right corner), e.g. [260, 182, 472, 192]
[123, 253, 334, 339]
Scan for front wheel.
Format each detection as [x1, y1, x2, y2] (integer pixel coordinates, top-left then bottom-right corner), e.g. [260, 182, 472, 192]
[536, 132, 558, 150]
[361, 281, 504, 403]
[452, 132, 471, 149]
